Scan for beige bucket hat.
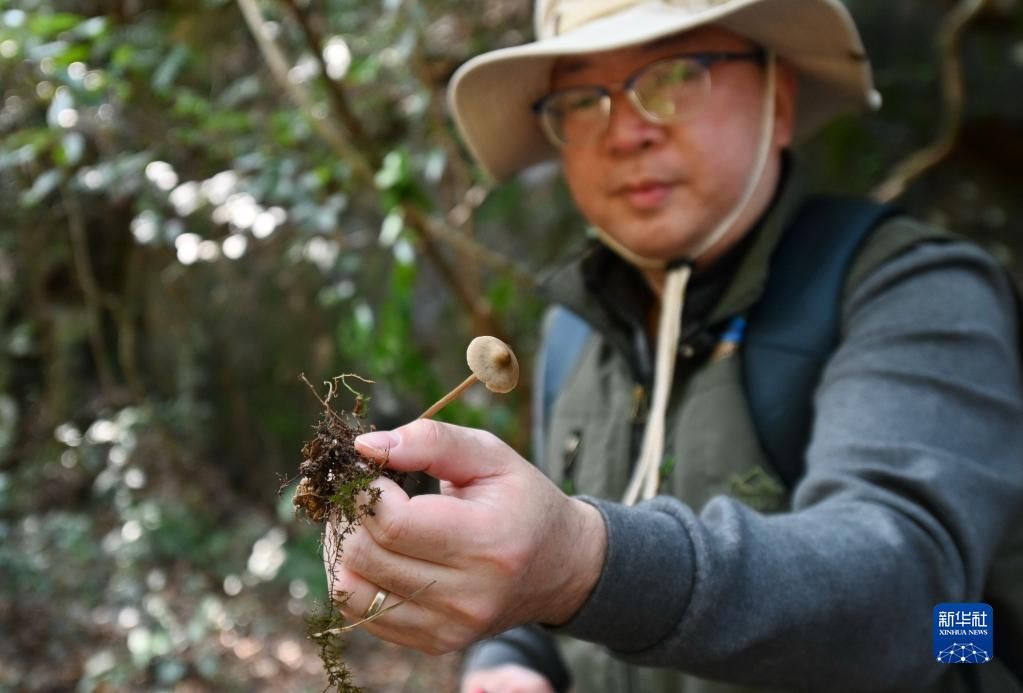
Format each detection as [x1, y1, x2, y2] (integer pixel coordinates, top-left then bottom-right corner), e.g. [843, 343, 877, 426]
[448, 0, 879, 182]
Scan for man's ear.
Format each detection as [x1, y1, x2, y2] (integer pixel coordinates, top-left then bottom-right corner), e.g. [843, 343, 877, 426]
[773, 61, 798, 149]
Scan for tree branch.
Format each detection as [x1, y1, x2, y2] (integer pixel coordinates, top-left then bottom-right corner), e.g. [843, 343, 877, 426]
[278, 0, 377, 165]
[239, 0, 534, 341]
[236, 0, 374, 181]
[407, 204, 536, 289]
[872, 0, 987, 202]
[403, 7, 484, 296]
[61, 187, 117, 390]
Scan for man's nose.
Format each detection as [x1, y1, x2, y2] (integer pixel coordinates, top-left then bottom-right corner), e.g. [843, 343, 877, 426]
[601, 92, 666, 155]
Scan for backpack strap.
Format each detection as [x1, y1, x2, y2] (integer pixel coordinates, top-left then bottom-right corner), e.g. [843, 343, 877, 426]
[742, 196, 899, 487]
[532, 306, 594, 466]
[1014, 280, 1023, 383]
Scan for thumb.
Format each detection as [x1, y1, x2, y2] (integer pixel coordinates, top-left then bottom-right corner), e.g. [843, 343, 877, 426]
[354, 419, 517, 486]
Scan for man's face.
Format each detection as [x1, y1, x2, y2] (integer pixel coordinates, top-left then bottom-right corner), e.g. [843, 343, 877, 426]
[551, 27, 796, 265]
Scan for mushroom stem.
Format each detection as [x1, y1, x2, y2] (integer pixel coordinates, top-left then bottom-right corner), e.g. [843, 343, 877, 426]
[420, 373, 478, 419]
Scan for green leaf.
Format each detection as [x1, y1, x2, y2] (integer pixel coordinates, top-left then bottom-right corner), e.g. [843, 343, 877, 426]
[217, 75, 261, 108]
[659, 456, 677, 479]
[0, 143, 39, 171]
[110, 44, 136, 72]
[348, 55, 381, 84]
[22, 169, 63, 206]
[28, 13, 84, 38]
[57, 132, 85, 166]
[27, 40, 71, 61]
[152, 44, 190, 93]
[45, 85, 74, 129]
[73, 16, 108, 39]
[379, 211, 404, 246]
[53, 43, 89, 67]
[487, 274, 519, 315]
[374, 150, 410, 191]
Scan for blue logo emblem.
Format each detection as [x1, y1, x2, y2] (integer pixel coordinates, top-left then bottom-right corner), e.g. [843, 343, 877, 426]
[933, 603, 993, 664]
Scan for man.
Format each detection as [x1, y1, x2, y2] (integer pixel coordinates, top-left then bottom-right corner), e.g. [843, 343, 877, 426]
[327, 1, 1023, 691]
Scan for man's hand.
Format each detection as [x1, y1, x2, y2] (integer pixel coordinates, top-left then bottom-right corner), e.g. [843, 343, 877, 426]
[461, 664, 556, 693]
[322, 418, 607, 655]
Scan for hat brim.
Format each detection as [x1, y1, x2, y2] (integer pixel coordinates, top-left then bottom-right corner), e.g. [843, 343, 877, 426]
[448, 0, 875, 181]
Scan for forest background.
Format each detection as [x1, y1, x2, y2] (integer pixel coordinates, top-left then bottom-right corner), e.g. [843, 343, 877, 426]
[1, 0, 1021, 691]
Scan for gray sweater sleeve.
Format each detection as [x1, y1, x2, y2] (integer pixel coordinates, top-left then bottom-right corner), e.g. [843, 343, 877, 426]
[550, 241, 1023, 690]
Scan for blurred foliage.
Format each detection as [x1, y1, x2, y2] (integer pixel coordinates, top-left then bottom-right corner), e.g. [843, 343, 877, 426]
[0, 0, 1020, 690]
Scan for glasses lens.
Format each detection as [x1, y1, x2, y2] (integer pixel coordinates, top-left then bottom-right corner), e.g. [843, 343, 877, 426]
[632, 57, 708, 121]
[540, 87, 607, 146]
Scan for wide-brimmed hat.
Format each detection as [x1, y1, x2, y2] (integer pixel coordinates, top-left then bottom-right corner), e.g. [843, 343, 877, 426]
[448, 0, 879, 182]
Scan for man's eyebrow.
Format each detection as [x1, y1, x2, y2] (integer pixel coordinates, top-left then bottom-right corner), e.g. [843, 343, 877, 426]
[551, 35, 703, 81]
[642, 35, 685, 52]
[553, 36, 691, 78]
[551, 57, 591, 78]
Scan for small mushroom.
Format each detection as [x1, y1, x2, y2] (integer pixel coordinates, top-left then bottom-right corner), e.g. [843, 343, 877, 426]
[420, 336, 519, 419]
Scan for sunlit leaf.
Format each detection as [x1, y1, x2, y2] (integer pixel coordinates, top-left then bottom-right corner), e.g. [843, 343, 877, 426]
[57, 132, 85, 166]
[27, 40, 71, 61]
[46, 85, 74, 128]
[27, 13, 83, 38]
[152, 44, 190, 93]
[379, 211, 403, 246]
[52, 43, 89, 67]
[22, 169, 63, 206]
[110, 43, 136, 72]
[373, 150, 409, 190]
[73, 16, 108, 39]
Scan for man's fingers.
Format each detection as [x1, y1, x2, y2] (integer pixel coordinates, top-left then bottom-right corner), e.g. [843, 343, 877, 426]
[342, 518, 454, 598]
[361, 478, 493, 564]
[324, 541, 478, 654]
[354, 419, 521, 486]
[329, 570, 394, 619]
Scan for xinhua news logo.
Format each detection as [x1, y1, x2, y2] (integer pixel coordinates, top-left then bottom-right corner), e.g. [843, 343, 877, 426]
[933, 603, 993, 664]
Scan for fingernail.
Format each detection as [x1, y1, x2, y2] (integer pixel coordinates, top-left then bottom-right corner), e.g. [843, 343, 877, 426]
[355, 430, 400, 455]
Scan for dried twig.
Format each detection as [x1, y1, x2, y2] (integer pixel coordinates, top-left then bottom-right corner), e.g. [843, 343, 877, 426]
[312, 580, 437, 637]
[299, 372, 346, 425]
[326, 373, 375, 403]
[872, 0, 987, 202]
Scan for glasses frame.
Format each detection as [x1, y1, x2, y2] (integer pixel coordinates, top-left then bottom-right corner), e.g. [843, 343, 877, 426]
[532, 49, 767, 147]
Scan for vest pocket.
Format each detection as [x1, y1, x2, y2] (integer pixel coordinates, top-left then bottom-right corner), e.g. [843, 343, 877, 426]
[666, 354, 789, 512]
[546, 410, 632, 500]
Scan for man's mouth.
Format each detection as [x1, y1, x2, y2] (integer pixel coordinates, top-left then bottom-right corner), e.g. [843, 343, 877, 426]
[618, 180, 674, 210]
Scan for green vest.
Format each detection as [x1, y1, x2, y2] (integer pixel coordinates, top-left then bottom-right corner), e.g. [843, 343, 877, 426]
[541, 197, 1023, 692]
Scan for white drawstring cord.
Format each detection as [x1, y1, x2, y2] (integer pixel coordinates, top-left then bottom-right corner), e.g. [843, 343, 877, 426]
[621, 260, 691, 505]
[620, 51, 778, 506]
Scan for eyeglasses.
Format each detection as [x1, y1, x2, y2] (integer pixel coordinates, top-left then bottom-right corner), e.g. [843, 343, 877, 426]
[532, 49, 766, 147]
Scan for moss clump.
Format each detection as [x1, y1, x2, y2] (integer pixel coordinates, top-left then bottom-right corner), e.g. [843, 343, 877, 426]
[284, 374, 405, 693]
[305, 597, 358, 693]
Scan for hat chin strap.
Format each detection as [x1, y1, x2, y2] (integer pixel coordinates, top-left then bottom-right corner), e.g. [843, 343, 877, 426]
[619, 51, 778, 506]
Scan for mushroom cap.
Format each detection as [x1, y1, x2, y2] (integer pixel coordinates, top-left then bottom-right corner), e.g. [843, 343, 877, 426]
[466, 336, 519, 394]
